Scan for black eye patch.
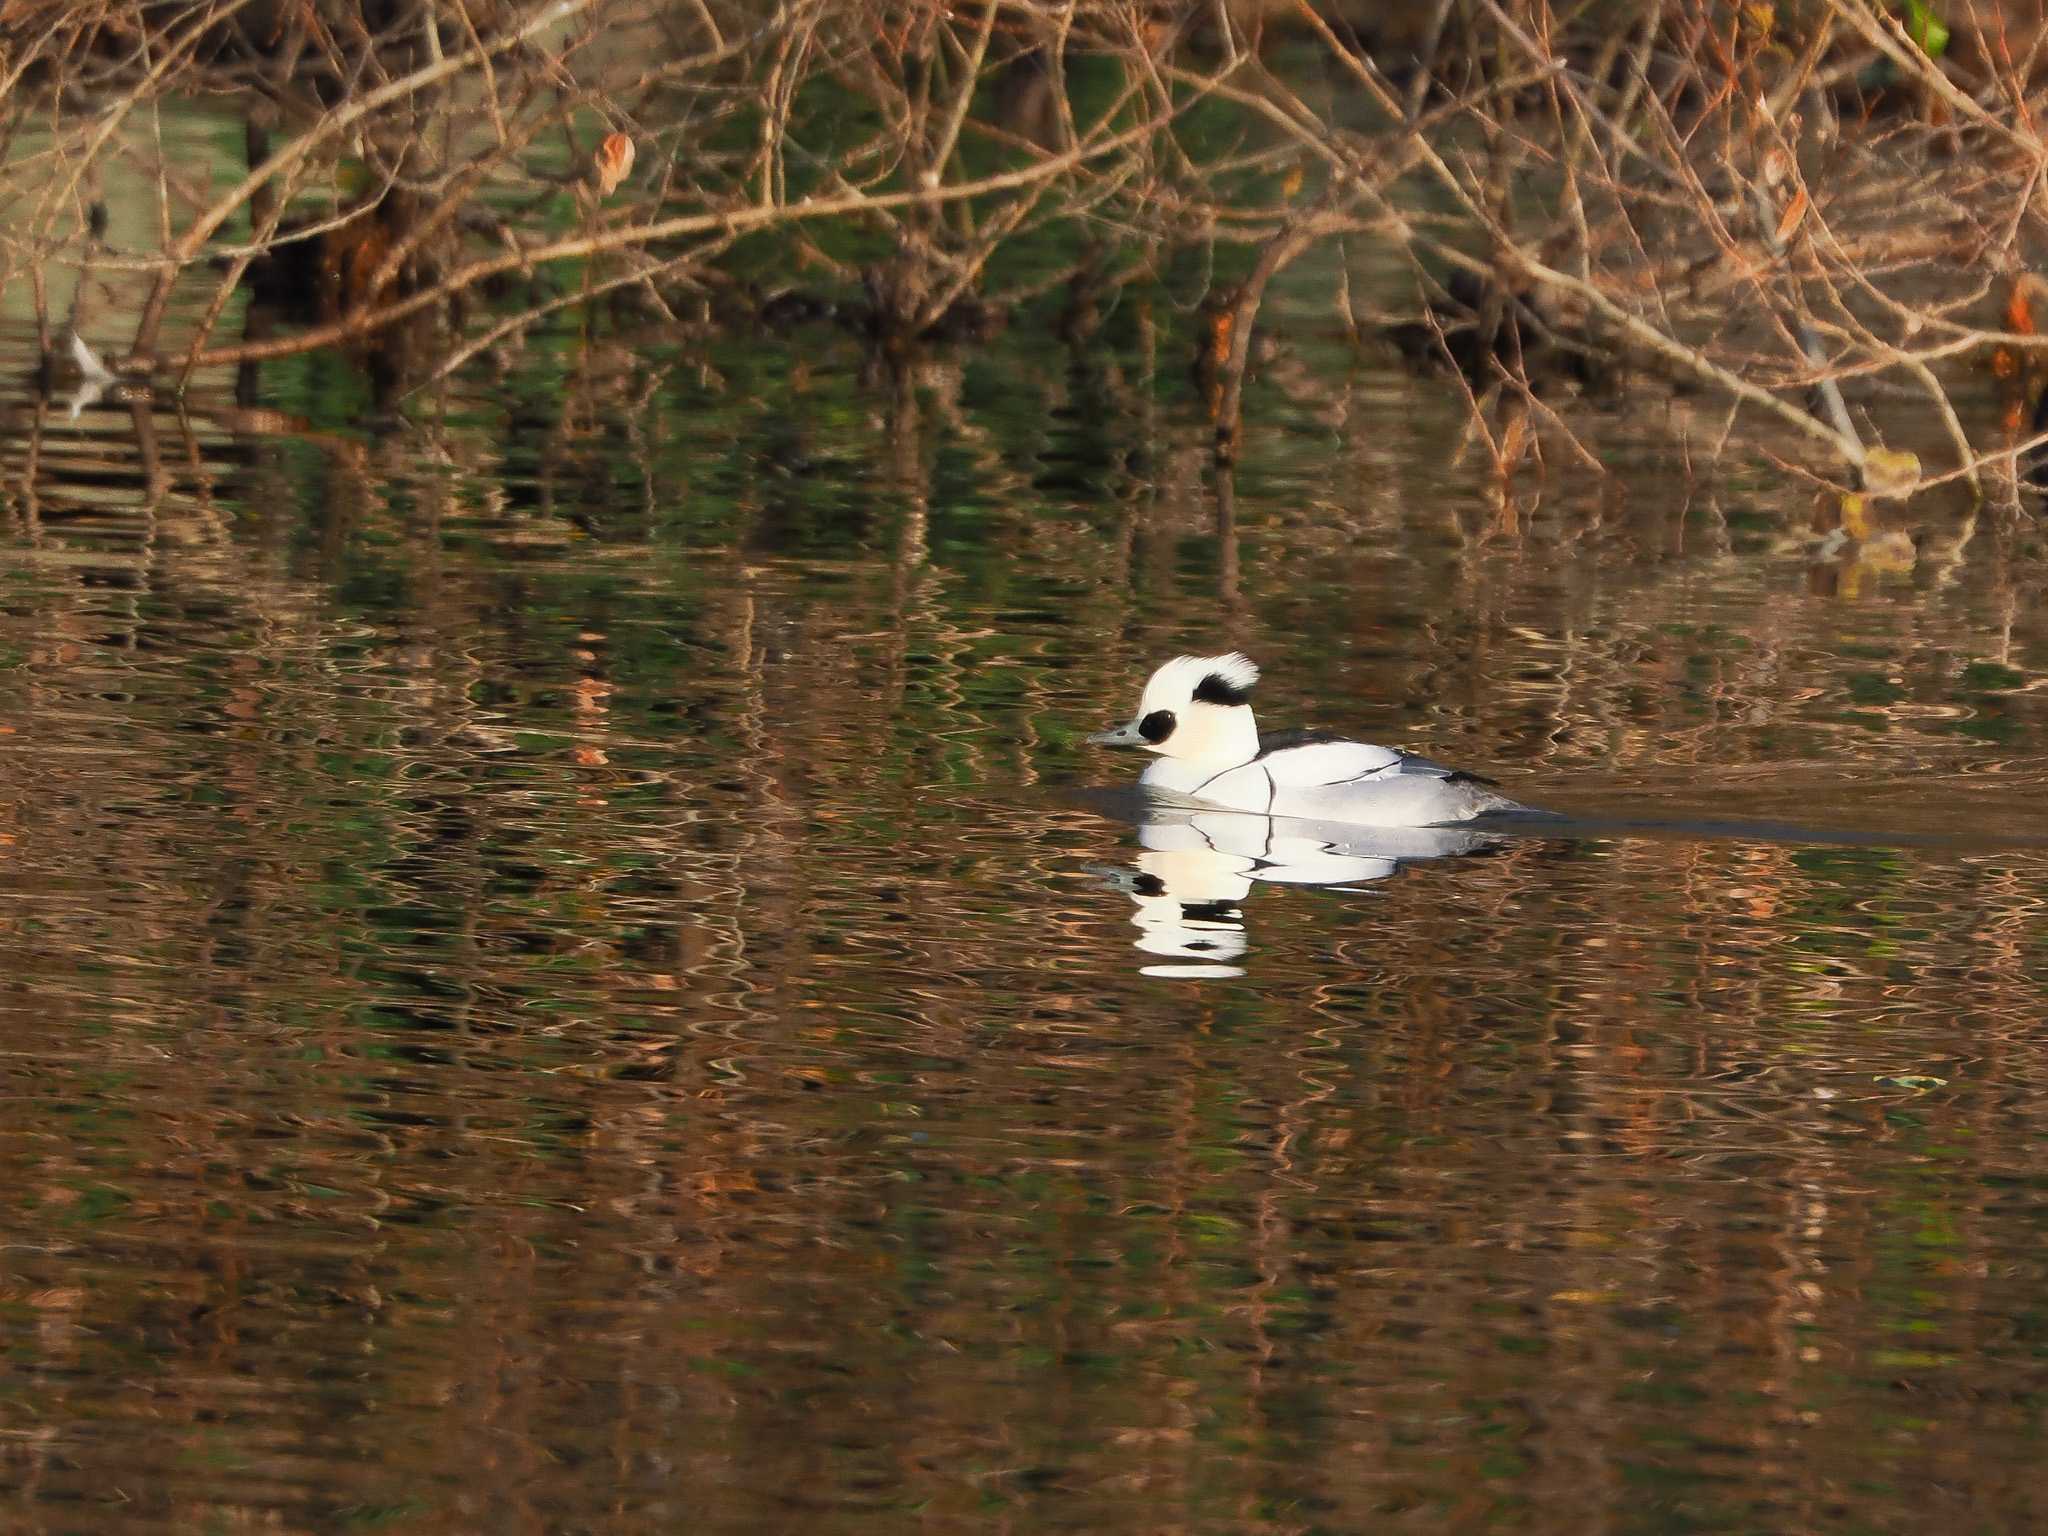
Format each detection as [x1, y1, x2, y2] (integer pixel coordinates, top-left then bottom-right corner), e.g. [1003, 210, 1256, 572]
[1138, 709, 1176, 743]
[1192, 672, 1251, 706]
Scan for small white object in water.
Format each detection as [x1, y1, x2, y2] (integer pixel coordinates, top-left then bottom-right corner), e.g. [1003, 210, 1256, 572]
[1088, 652, 1538, 827]
[69, 330, 116, 386]
[65, 331, 116, 422]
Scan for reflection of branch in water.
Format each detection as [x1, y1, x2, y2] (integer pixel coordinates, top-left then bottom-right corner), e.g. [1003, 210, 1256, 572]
[6, 363, 368, 550]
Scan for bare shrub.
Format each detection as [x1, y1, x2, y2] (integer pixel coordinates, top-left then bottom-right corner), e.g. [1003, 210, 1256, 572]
[3, 0, 2046, 492]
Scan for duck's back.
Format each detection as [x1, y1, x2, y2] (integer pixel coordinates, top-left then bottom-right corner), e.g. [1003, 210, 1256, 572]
[1146, 735, 1524, 826]
[1261, 739, 1404, 788]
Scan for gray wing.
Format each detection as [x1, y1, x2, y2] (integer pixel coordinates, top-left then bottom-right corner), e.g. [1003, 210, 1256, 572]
[1384, 751, 1498, 787]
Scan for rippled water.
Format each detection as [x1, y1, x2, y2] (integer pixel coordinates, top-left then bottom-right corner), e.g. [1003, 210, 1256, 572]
[3, 288, 2048, 1534]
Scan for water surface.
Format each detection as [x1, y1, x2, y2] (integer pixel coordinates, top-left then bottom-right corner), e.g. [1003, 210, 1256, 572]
[2, 280, 2046, 1534]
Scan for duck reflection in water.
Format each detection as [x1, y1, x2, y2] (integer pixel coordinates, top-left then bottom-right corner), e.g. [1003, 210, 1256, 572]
[1099, 806, 1501, 979]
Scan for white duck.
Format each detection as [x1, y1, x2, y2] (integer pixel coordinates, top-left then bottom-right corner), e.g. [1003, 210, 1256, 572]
[1088, 652, 1538, 827]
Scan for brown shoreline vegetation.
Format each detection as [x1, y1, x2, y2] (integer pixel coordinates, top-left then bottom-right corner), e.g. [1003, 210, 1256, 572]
[7, 0, 2048, 494]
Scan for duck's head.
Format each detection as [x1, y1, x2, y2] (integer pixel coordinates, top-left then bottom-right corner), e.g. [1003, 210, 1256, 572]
[1089, 652, 1261, 765]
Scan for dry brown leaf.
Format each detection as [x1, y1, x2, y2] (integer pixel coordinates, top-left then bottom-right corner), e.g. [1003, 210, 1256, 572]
[1772, 186, 1808, 246]
[595, 131, 635, 197]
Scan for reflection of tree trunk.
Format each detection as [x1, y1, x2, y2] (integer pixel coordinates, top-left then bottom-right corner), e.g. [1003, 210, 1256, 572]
[127, 395, 166, 518]
[245, 114, 276, 239]
[889, 361, 927, 585]
[1209, 222, 1318, 466]
[18, 396, 48, 533]
[1213, 468, 1239, 612]
[236, 301, 273, 409]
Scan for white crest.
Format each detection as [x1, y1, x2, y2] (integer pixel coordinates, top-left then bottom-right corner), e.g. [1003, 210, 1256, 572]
[1139, 652, 1260, 713]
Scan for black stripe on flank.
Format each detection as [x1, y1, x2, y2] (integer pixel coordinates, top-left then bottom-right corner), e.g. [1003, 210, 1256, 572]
[1193, 671, 1253, 707]
[1442, 769, 1499, 788]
